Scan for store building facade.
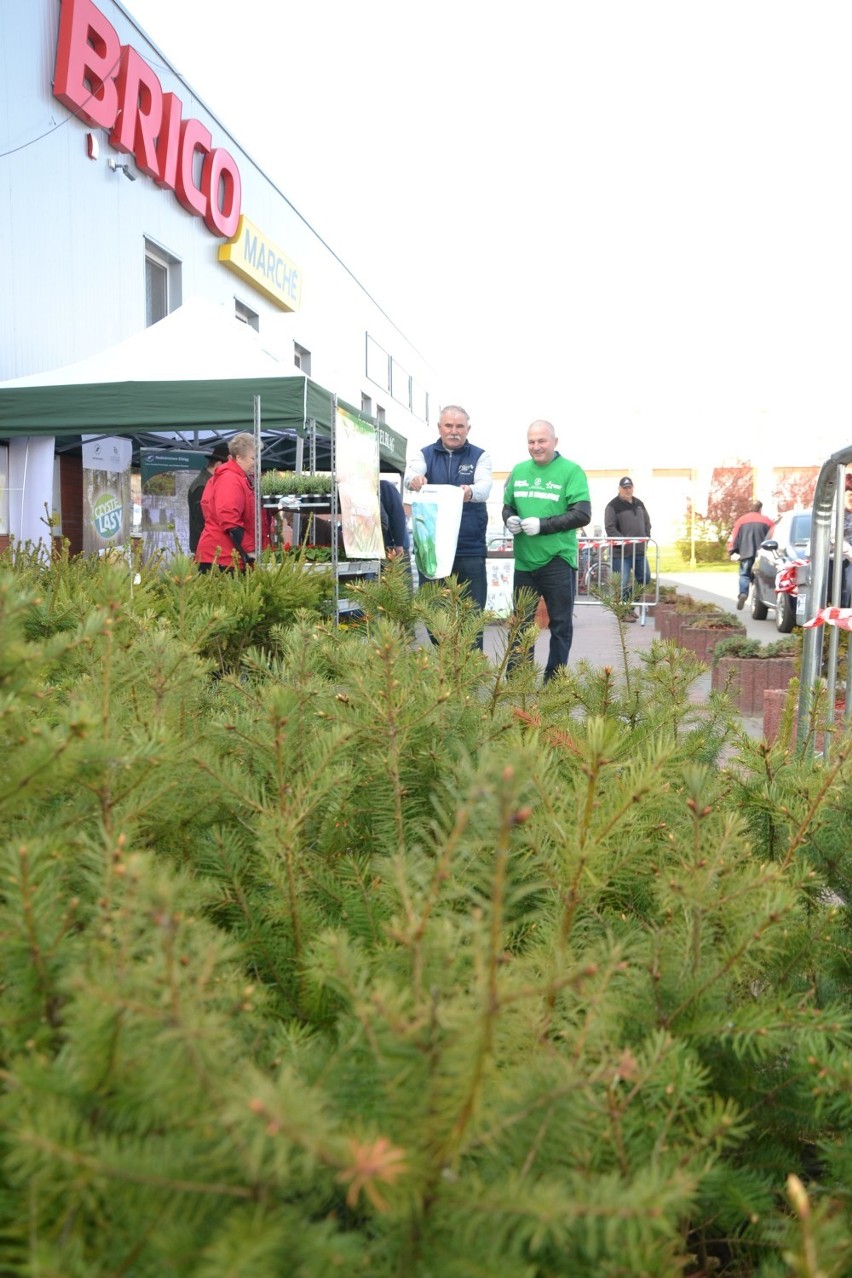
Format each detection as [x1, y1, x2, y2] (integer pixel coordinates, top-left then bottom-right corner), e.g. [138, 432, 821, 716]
[0, 0, 435, 552]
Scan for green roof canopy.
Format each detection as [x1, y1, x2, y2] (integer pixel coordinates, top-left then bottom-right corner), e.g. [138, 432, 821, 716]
[0, 301, 408, 472]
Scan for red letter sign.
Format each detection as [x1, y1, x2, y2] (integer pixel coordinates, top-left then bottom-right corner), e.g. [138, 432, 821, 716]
[54, 0, 121, 130]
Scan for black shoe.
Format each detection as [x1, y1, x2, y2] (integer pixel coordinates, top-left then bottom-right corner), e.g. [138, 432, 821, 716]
[736, 592, 747, 610]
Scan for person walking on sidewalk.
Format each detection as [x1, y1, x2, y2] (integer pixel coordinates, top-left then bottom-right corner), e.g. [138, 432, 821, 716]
[727, 501, 773, 610]
[604, 477, 652, 620]
[503, 420, 591, 682]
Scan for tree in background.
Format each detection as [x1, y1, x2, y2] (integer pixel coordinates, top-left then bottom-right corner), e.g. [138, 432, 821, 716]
[773, 465, 819, 513]
[677, 461, 754, 562]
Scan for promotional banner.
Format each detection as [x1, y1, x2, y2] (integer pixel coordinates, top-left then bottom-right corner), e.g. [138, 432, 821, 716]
[7, 436, 56, 552]
[82, 435, 133, 555]
[410, 485, 464, 579]
[334, 407, 384, 560]
[139, 448, 208, 559]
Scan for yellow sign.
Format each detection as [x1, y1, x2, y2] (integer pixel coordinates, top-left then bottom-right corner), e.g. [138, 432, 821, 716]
[218, 215, 302, 311]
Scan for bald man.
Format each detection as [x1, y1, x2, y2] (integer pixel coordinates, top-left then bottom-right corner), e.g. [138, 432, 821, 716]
[502, 420, 591, 681]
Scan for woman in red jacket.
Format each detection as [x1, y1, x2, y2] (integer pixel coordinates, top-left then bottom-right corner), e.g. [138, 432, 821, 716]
[195, 432, 265, 571]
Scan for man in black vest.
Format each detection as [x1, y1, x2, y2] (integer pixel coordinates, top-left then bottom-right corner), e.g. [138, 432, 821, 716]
[404, 405, 493, 648]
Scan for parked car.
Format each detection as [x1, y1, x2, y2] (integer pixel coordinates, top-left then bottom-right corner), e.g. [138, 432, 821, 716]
[751, 509, 811, 632]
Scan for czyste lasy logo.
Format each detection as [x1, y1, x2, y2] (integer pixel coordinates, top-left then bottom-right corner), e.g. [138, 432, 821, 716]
[92, 492, 122, 540]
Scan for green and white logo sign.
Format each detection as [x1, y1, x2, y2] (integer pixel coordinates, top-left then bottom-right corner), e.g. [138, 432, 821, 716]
[92, 491, 123, 540]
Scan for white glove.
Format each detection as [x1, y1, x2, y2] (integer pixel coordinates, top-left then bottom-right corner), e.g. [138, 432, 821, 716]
[505, 516, 522, 535]
[843, 541, 852, 562]
[730, 552, 740, 561]
[520, 517, 541, 536]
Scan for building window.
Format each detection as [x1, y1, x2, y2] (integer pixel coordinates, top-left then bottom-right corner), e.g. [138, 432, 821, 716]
[376, 404, 386, 424]
[235, 300, 259, 331]
[391, 358, 411, 409]
[366, 334, 390, 391]
[411, 381, 429, 422]
[294, 342, 311, 375]
[361, 393, 372, 417]
[144, 240, 182, 327]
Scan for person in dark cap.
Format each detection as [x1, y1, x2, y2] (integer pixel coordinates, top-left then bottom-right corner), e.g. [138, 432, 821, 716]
[604, 476, 652, 619]
[188, 440, 230, 553]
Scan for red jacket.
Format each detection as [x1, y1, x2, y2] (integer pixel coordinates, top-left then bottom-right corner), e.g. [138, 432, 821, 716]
[196, 458, 266, 567]
[727, 510, 773, 558]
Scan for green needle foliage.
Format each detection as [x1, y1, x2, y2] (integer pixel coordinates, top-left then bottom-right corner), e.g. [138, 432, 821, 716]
[2, 550, 852, 1274]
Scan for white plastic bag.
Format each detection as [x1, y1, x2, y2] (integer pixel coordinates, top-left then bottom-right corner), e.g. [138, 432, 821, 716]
[410, 485, 464, 579]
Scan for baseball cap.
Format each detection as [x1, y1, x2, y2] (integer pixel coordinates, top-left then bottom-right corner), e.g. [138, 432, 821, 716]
[206, 440, 230, 462]
[618, 476, 633, 487]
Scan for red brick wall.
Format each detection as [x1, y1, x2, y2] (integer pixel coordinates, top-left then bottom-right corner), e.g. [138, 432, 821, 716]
[58, 454, 83, 556]
[680, 624, 746, 666]
[763, 687, 847, 745]
[712, 656, 796, 715]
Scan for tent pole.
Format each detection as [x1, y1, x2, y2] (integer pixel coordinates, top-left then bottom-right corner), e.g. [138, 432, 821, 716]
[253, 395, 261, 565]
[331, 398, 339, 626]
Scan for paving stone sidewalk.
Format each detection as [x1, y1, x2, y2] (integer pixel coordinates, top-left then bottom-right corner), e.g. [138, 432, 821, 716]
[483, 581, 765, 740]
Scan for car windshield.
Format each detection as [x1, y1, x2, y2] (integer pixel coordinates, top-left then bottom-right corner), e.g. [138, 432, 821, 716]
[789, 514, 811, 544]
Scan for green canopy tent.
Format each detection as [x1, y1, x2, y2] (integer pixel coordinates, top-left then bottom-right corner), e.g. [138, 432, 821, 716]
[0, 299, 407, 472]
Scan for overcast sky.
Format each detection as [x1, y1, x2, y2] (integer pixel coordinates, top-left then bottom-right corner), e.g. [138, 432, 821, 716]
[125, 0, 852, 471]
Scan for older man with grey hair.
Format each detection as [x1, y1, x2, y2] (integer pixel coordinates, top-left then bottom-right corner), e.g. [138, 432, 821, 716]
[404, 404, 493, 648]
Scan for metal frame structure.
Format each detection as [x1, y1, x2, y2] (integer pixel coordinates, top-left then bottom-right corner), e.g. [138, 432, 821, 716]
[798, 447, 852, 754]
[575, 536, 661, 624]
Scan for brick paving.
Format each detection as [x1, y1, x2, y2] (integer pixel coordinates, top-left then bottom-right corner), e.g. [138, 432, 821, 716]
[482, 576, 766, 740]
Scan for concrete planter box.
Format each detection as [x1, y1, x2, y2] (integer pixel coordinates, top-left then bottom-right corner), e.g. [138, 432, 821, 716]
[712, 655, 797, 715]
[658, 609, 708, 644]
[654, 602, 678, 632]
[764, 688, 848, 745]
[680, 623, 746, 666]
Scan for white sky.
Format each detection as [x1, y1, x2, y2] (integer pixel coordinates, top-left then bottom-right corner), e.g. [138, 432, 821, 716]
[125, 0, 852, 471]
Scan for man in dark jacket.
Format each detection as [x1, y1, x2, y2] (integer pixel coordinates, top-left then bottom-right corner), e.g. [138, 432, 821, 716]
[604, 477, 653, 618]
[404, 405, 493, 648]
[727, 501, 773, 609]
[187, 440, 230, 553]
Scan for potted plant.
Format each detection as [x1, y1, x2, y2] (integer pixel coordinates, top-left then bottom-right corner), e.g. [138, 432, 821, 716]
[711, 634, 799, 715]
[299, 473, 333, 503]
[679, 609, 746, 666]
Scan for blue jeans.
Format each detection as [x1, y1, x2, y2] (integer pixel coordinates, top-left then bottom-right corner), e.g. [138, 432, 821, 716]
[434, 554, 487, 650]
[612, 546, 651, 602]
[738, 556, 755, 597]
[512, 556, 575, 681]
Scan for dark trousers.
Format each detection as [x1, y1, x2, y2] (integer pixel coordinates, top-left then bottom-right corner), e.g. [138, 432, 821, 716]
[512, 556, 575, 681]
[612, 546, 651, 601]
[433, 555, 487, 650]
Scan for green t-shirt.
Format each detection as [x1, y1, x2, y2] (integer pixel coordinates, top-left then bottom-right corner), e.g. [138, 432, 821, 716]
[504, 454, 590, 570]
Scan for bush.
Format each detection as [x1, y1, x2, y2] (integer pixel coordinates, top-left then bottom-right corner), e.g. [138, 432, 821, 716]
[0, 556, 852, 1275]
[712, 634, 800, 665]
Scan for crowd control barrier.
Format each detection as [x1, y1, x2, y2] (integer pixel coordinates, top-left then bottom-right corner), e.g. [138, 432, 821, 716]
[576, 536, 660, 623]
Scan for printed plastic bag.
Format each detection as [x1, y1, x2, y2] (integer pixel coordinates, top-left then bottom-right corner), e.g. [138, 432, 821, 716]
[410, 485, 464, 580]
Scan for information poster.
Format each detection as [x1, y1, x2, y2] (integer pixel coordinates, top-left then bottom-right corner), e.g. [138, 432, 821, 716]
[82, 436, 133, 556]
[335, 407, 384, 560]
[139, 448, 207, 560]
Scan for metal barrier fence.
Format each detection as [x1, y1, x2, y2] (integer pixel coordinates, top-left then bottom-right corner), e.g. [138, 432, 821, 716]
[799, 449, 852, 756]
[575, 536, 660, 623]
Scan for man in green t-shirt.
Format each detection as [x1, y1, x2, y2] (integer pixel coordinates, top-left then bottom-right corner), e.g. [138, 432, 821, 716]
[502, 420, 591, 682]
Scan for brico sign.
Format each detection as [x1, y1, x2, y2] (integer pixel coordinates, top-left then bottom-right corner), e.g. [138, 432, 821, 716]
[53, 0, 241, 239]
